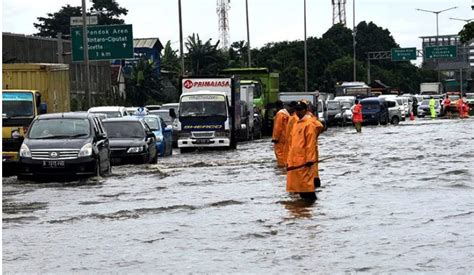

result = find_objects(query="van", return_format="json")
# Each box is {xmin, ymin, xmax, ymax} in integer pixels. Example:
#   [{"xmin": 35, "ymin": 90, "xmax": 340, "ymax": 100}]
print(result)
[{"xmin": 360, "ymin": 97, "xmax": 389, "ymax": 125}]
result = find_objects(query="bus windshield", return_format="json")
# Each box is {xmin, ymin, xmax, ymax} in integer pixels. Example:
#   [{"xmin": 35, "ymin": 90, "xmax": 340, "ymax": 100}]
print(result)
[{"xmin": 2, "ymin": 92, "xmax": 34, "ymax": 118}]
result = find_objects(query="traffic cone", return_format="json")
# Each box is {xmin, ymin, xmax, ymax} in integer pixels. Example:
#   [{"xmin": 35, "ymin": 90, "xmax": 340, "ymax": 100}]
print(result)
[{"xmin": 410, "ymin": 111, "xmax": 415, "ymax": 121}]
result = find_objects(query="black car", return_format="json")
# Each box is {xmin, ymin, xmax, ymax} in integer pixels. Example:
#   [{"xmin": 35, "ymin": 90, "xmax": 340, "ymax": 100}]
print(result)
[
  {"xmin": 360, "ymin": 97, "xmax": 389, "ymax": 125},
  {"xmin": 102, "ymin": 117, "xmax": 158, "ymax": 165},
  {"xmin": 18, "ymin": 112, "xmax": 111, "ymax": 179}
]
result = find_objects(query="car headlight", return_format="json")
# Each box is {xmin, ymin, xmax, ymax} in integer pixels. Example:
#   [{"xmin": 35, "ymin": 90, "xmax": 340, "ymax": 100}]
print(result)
[
  {"xmin": 156, "ymin": 135, "xmax": 163, "ymax": 142},
  {"xmin": 127, "ymin": 146, "xmax": 144, "ymax": 153},
  {"xmin": 78, "ymin": 143, "xmax": 93, "ymax": 157},
  {"xmin": 19, "ymin": 143, "xmax": 31, "ymax": 158},
  {"xmin": 335, "ymin": 113, "xmax": 341, "ymax": 118}
]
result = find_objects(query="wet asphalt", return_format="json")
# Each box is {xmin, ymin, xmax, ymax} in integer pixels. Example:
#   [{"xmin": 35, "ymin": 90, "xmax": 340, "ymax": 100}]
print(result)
[{"xmin": 2, "ymin": 117, "xmax": 474, "ymax": 273}]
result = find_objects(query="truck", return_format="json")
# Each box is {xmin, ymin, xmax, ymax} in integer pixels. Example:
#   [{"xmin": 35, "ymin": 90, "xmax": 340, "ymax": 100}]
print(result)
[
  {"xmin": 2, "ymin": 63, "xmax": 70, "ymax": 173},
  {"xmin": 219, "ymin": 68, "xmax": 279, "ymax": 135},
  {"xmin": 175, "ymin": 77, "xmax": 241, "ymax": 151},
  {"xmin": 335, "ymin": 82, "xmax": 371, "ymax": 98},
  {"xmin": 420, "ymin": 82, "xmax": 443, "ymax": 96}
]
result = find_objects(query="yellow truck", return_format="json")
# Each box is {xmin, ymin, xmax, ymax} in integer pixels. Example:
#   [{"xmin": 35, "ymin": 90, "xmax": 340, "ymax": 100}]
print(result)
[{"xmin": 2, "ymin": 64, "xmax": 70, "ymax": 174}]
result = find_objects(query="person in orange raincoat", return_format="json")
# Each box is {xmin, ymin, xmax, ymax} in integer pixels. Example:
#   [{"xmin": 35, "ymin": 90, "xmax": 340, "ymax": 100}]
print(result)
[
  {"xmin": 272, "ymin": 101, "xmax": 296, "ymax": 167},
  {"xmin": 352, "ymin": 99, "xmax": 363, "ymax": 133},
  {"xmin": 305, "ymin": 102, "xmax": 325, "ymax": 189},
  {"xmin": 457, "ymin": 98, "xmax": 466, "ymax": 118},
  {"xmin": 443, "ymin": 97, "xmax": 451, "ymax": 118},
  {"xmin": 286, "ymin": 101, "xmax": 318, "ymax": 202}
]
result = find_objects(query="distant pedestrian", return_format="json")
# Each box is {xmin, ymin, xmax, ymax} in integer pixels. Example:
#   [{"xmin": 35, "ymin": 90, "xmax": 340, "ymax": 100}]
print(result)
[
  {"xmin": 459, "ymin": 97, "xmax": 469, "ymax": 119},
  {"xmin": 412, "ymin": 97, "xmax": 418, "ymax": 117},
  {"xmin": 444, "ymin": 97, "xmax": 452, "ymax": 118},
  {"xmin": 429, "ymin": 96, "xmax": 437, "ymax": 119},
  {"xmin": 352, "ymin": 99, "xmax": 363, "ymax": 133},
  {"xmin": 272, "ymin": 101, "xmax": 296, "ymax": 167},
  {"xmin": 286, "ymin": 101, "xmax": 318, "ymax": 202}
]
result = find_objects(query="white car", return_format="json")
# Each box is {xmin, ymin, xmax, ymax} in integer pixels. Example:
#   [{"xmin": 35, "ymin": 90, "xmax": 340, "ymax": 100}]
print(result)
[
  {"xmin": 379, "ymin": 95, "xmax": 406, "ymax": 120},
  {"xmin": 88, "ymin": 106, "xmax": 130, "ymax": 118}
]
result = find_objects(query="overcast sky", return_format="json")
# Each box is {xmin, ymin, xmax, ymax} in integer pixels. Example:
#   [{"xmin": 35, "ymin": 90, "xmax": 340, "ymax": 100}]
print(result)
[{"xmin": 2, "ymin": 0, "xmax": 473, "ymax": 51}]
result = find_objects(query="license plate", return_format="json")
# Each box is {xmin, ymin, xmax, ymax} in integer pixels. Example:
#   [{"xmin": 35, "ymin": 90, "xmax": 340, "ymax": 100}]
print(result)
[
  {"xmin": 42, "ymin": 160, "xmax": 65, "ymax": 168},
  {"xmin": 195, "ymin": 139, "xmax": 211, "ymax": 144}
]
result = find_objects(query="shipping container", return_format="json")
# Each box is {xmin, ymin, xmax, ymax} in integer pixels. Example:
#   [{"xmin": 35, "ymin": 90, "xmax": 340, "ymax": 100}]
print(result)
[{"xmin": 2, "ymin": 63, "xmax": 70, "ymax": 113}]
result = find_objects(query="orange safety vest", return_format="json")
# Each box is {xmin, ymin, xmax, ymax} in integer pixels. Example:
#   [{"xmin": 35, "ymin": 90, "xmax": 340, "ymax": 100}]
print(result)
[
  {"xmin": 286, "ymin": 115, "xmax": 318, "ymax": 193},
  {"xmin": 272, "ymin": 109, "xmax": 290, "ymax": 167}
]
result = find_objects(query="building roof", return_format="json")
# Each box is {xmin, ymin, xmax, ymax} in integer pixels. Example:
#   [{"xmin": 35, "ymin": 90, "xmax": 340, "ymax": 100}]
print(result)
[{"xmin": 133, "ymin": 38, "xmax": 163, "ymax": 50}]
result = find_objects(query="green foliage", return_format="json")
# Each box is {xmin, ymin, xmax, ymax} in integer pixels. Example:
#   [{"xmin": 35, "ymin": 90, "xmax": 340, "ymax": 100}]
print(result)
[
  {"xmin": 125, "ymin": 59, "xmax": 162, "ymax": 106},
  {"xmin": 34, "ymin": 0, "xmax": 127, "ymax": 37},
  {"xmin": 185, "ymin": 34, "xmax": 227, "ymax": 76},
  {"xmin": 459, "ymin": 22, "xmax": 474, "ymax": 44},
  {"xmin": 161, "ymin": 41, "xmax": 181, "ymax": 74}
]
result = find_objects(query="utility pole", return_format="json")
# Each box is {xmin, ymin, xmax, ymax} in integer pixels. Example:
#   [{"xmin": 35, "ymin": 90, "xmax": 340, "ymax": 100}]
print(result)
[
  {"xmin": 81, "ymin": 0, "xmax": 91, "ymax": 109},
  {"xmin": 245, "ymin": 0, "xmax": 251, "ymax": 67},
  {"xmin": 352, "ymin": 0, "xmax": 356, "ymax": 82},
  {"xmin": 416, "ymin": 6, "xmax": 457, "ymax": 82},
  {"xmin": 304, "ymin": 0, "xmax": 308, "ymax": 92},
  {"xmin": 178, "ymin": 0, "xmax": 185, "ymax": 76}
]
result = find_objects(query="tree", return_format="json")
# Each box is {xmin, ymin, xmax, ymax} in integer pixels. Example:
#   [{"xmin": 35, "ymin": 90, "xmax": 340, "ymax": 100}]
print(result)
[
  {"xmin": 322, "ymin": 23, "xmax": 353, "ymax": 56},
  {"xmin": 34, "ymin": 5, "xmax": 83, "ymax": 37},
  {"xmin": 459, "ymin": 22, "xmax": 474, "ymax": 44},
  {"xmin": 34, "ymin": 0, "xmax": 128, "ymax": 37},
  {"xmin": 125, "ymin": 59, "xmax": 162, "ymax": 106},
  {"xmin": 185, "ymin": 34, "xmax": 226, "ymax": 76},
  {"xmin": 161, "ymin": 40, "xmax": 181, "ymax": 74}
]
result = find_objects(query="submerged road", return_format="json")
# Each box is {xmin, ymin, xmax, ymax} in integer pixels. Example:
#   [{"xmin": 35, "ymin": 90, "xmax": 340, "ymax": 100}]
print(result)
[{"xmin": 3, "ymin": 118, "xmax": 474, "ymax": 273}]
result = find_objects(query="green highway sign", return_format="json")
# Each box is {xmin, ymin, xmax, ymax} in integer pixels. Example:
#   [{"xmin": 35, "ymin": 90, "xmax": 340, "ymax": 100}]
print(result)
[
  {"xmin": 71, "ymin": 24, "xmax": 133, "ymax": 61},
  {"xmin": 391, "ymin": 47, "xmax": 417, "ymax": 61},
  {"xmin": 424, "ymin": 45, "xmax": 457, "ymax": 59}
]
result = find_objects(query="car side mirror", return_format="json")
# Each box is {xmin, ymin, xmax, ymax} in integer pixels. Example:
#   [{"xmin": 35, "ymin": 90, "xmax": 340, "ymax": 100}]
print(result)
[
  {"xmin": 169, "ymin": 108, "xmax": 177, "ymax": 119},
  {"xmin": 39, "ymin": 103, "xmax": 47, "ymax": 114}
]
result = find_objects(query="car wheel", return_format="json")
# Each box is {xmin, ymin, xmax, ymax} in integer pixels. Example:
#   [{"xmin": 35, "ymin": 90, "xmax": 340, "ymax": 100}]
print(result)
[{"xmin": 391, "ymin": 116, "xmax": 400, "ymax": 125}]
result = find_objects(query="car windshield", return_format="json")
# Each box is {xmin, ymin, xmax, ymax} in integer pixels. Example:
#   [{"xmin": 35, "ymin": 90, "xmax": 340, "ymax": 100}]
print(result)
[
  {"xmin": 103, "ymin": 121, "xmax": 145, "ymax": 139},
  {"xmin": 144, "ymin": 117, "xmax": 160, "ymax": 131},
  {"xmin": 150, "ymin": 111, "xmax": 172, "ymax": 124},
  {"xmin": 29, "ymin": 118, "xmax": 90, "ymax": 139},
  {"xmin": 466, "ymin": 94, "xmax": 474, "ymax": 99},
  {"xmin": 90, "ymin": 111, "xmax": 121, "ymax": 118},
  {"xmin": 180, "ymin": 96, "xmax": 227, "ymax": 117},
  {"xmin": 327, "ymin": 102, "xmax": 340, "ymax": 110},
  {"xmin": 448, "ymin": 95, "xmax": 460, "ymax": 100},
  {"xmin": 362, "ymin": 102, "xmax": 380, "ymax": 110},
  {"xmin": 341, "ymin": 102, "xmax": 352, "ymax": 109},
  {"xmin": 2, "ymin": 92, "xmax": 34, "ymax": 118}
]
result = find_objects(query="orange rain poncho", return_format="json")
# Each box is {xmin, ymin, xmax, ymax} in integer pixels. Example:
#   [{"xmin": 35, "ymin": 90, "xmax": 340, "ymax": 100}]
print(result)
[
  {"xmin": 272, "ymin": 109, "xmax": 290, "ymax": 167},
  {"xmin": 283, "ymin": 113, "xmax": 299, "ymax": 162},
  {"xmin": 286, "ymin": 115, "xmax": 318, "ymax": 193},
  {"xmin": 306, "ymin": 112, "xmax": 324, "ymax": 179}
]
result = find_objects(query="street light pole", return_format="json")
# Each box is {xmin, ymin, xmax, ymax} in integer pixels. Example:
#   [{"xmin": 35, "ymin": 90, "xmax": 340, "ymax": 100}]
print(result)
[
  {"xmin": 81, "ymin": 0, "xmax": 91, "ymax": 110},
  {"xmin": 245, "ymin": 0, "xmax": 251, "ymax": 67},
  {"xmin": 416, "ymin": 6, "xmax": 457, "ymax": 82},
  {"xmin": 304, "ymin": 0, "xmax": 308, "ymax": 92},
  {"xmin": 449, "ymin": 17, "xmax": 474, "ymax": 23},
  {"xmin": 352, "ymin": 0, "xmax": 356, "ymax": 82},
  {"xmin": 178, "ymin": 0, "xmax": 185, "ymax": 76}
]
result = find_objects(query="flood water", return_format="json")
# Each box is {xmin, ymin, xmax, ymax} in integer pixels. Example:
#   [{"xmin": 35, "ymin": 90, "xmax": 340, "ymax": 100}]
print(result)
[{"xmin": 3, "ymin": 118, "xmax": 474, "ymax": 273}]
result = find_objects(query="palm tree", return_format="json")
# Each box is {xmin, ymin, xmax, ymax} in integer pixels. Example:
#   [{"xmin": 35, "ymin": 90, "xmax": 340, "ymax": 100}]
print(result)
[{"xmin": 185, "ymin": 33, "xmax": 225, "ymax": 76}]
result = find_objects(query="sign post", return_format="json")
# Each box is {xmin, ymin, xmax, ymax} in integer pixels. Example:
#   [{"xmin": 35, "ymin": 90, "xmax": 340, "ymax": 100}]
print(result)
[
  {"xmin": 391, "ymin": 47, "xmax": 417, "ymax": 61},
  {"xmin": 71, "ymin": 24, "xmax": 134, "ymax": 61}
]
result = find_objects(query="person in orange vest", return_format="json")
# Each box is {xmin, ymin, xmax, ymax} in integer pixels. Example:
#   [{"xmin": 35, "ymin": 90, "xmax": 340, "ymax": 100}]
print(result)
[
  {"xmin": 286, "ymin": 101, "xmax": 319, "ymax": 202},
  {"xmin": 443, "ymin": 96, "xmax": 451, "ymax": 118},
  {"xmin": 272, "ymin": 101, "xmax": 296, "ymax": 167},
  {"xmin": 352, "ymin": 99, "xmax": 363, "ymax": 133},
  {"xmin": 460, "ymin": 97, "xmax": 470, "ymax": 118},
  {"xmin": 305, "ymin": 102, "xmax": 325, "ymax": 189},
  {"xmin": 457, "ymin": 97, "xmax": 465, "ymax": 118}
]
